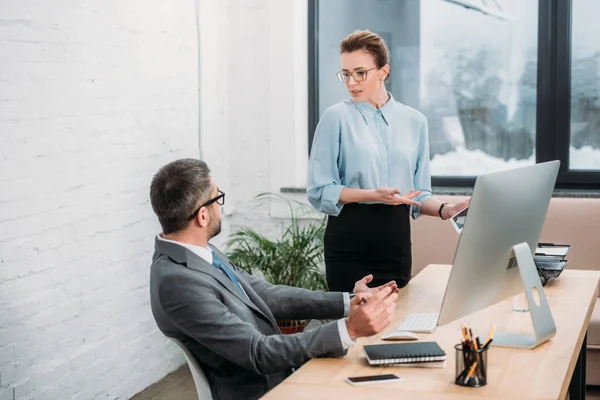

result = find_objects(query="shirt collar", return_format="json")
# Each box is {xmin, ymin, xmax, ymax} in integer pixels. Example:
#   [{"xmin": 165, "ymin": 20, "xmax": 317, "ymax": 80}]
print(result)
[
  {"xmin": 351, "ymin": 92, "xmax": 395, "ymax": 125},
  {"xmin": 156, "ymin": 234, "xmax": 213, "ymax": 264}
]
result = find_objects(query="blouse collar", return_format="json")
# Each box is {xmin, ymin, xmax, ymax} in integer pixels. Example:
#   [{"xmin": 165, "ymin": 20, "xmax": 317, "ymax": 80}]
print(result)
[{"xmin": 352, "ymin": 91, "xmax": 395, "ymax": 125}]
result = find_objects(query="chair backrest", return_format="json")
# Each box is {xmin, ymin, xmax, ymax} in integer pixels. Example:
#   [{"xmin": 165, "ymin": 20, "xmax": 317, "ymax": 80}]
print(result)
[{"xmin": 168, "ymin": 338, "xmax": 213, "ymax": 400}]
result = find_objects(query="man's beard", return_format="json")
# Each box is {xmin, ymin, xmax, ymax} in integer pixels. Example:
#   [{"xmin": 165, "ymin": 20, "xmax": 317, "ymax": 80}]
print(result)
[{"xmin": 207, "ymin": 209, "xmax": 222, "ymax": 240}]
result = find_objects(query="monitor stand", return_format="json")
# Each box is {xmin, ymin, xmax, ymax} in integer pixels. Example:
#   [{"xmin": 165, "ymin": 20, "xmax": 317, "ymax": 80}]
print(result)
[{"xmin": 492, "ymin": 242, "xmax": 557, "ymax": 349}]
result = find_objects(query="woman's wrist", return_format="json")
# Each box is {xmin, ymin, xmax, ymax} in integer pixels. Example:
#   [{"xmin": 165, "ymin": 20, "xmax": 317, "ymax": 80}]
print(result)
[
  {"xmin": 340, "ymin": 188, "xmax": 377, "ymax": 204},
  {"xmin": 364, "ymin": 189, "xmax": 377, "ymax": 202},
  {"xmin": 352, "ymin": 189, "xmax": 377, "ymax": 203},
  {"xmin": 441, "ymin": 204, "xmax": 455, "ymax": 220}
]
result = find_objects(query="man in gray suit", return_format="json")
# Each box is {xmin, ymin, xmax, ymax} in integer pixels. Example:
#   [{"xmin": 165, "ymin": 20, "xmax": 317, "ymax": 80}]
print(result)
[{"xmin": 149, "ymin": 159, "xmax": 399, "ymax": 400}]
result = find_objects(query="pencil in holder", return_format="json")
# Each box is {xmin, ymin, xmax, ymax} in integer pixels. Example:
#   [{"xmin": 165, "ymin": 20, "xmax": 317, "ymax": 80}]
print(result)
[{"xmin": 454, "ymin": 343, "xmax": 488, "ymax": 387}]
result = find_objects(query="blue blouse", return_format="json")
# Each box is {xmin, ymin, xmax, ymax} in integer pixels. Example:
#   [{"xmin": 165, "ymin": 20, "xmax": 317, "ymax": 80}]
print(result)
[{"xmin": 307, "ymin": 93, "xmax": 433, "ymax": 219}]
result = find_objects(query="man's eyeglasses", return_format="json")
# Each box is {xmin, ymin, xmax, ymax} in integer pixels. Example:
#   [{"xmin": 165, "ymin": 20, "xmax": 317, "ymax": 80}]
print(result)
[
  {"xmin": 336, "ymin": 67, "xmax": 377, "ymax": 83},
  {"xmin": 187, "ymin": 189, "xmax": 225, "ymax": 221}
]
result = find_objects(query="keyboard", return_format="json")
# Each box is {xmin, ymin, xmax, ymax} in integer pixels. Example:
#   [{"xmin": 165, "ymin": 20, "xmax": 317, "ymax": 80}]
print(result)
[{"xmin": 397, "ymin": 312, "xmax": 439, "ymax": 333}]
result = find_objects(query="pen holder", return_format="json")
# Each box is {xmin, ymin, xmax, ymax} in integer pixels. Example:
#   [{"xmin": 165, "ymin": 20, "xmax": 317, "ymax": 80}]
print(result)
[{"xmin": 454, "ymin": 343, "xmax": 488, "ymax": 387}]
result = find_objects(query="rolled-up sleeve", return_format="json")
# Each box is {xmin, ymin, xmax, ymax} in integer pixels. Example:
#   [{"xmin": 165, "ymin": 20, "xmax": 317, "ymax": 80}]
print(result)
[
  {"xmin": 411, "ymin": 119, "xmax": 433, "ymax": 219},
  {"xmin": 307, "ymin": 108, "xmax": 345, "ymax": 216}
]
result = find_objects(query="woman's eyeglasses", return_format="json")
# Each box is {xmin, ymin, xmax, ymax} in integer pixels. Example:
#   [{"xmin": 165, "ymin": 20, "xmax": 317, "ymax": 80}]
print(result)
[
  {"xmin": 336, "ymin": 67, "xmax": 377, "ymax": 83},
  {"xmin": 187, "ymin": 189, "xmax": 225, "ymax": 221}
]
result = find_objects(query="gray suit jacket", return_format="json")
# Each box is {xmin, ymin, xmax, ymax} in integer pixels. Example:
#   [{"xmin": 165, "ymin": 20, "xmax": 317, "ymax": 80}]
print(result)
[{"xmin": 149, "ymin": 238, "xmax": 347, "ymax": 400}]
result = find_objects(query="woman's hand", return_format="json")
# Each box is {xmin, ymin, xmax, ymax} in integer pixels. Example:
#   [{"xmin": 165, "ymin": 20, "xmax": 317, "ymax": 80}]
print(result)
[
  {"xmin": 442, "ymin": 198, "xmax": 471, "ymax": 220},
  {"xmin": 374, "ymin": 187, "xmax": 422, "ymax": 206}
]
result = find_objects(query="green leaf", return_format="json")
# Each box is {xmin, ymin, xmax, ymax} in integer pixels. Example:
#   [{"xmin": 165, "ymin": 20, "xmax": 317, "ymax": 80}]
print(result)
[{"xmin": 225, "ymin": 193, "xmax": 327, "ymax": 291}]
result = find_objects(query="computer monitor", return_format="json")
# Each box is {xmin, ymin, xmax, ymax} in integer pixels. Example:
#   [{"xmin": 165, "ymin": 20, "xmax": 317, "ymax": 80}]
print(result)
[{"xmin": 437, "ymin": 160, "xmax": 560, "ymax": 347}]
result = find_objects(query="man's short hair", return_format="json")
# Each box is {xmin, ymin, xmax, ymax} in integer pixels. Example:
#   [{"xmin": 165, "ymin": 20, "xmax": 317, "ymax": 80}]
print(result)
[{"xmin": 150, "ymin": 158, "xmax": 212, "ymax": 234}]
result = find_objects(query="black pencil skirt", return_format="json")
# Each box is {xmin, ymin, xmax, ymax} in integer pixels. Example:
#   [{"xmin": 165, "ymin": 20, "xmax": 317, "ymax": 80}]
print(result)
[{"xmin": 324, "ymin": 203, "xmax": 412, "ymax": 292}]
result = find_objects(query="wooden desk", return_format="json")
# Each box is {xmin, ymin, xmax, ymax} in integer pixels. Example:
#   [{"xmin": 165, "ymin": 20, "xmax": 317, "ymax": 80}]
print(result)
[{"xmin": 262, "ymin": 265, "xmax": 600, "ymax": 400}]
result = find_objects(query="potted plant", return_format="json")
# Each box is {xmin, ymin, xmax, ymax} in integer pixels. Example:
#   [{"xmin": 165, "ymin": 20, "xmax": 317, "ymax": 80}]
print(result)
[{"xmin": 226, "ymin": 193, "xmax": 327, "ymax": 334}]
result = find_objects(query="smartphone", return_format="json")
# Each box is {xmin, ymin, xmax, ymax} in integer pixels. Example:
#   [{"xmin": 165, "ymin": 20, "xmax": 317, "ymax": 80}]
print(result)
[
  {"xmin": 345, "ymin": 374, "xmax": 401, "ymax": 386},
  {"xmin": 450, "ymin": 205, "xmax": 469, "ymax": 234}
]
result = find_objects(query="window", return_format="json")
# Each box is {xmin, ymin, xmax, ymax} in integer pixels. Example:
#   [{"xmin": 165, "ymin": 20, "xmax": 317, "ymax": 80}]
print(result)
[
  {"xmin": 570, "ymin": 0, "xmax": 600, "ymax": 171},
  {"xmin": 309, "ymin": 0, "xmax": 600, "ymax": 188}
]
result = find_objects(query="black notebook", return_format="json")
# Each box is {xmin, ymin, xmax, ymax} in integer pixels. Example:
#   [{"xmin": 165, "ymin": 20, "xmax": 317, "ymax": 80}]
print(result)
[{"xmin": 363, "ymin": 341, "xmax": 446, "ymax": 366}]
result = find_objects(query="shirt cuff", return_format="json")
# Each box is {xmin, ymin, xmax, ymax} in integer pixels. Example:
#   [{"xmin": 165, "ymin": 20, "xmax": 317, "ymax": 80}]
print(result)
[
  {"xmin": 337, "ymin": 318, "xmax": 357, "ymax": 350},
  {"xmin": 410, "ymin": 191, "xmax": 433, "ymax": 220},
  {"xmin": 343, "ymin": 292, "xmax": 350, "ymax": 317},
  {"xmin": 321, "ymin": 184, "xmax": 345, "ymax": 216}
]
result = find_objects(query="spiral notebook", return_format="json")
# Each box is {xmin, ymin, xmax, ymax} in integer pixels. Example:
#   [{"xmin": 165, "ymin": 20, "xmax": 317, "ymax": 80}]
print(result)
[{"xmin": 364, "ymin": 341, "xmax": 446, "ymax": 366}]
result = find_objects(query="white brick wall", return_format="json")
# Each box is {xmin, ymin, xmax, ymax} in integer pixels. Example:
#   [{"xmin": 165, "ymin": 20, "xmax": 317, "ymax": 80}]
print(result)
[
  {"xmin": 0, "ymin": 0, "xmax": 198, "ymax": 399},
  {"xmin": 198, "ymin": 0, "xmax": 310, "ymax": 246},
  {"xmin": 1, "ymin": 0, "xmax": 311, "ymax": 398}
]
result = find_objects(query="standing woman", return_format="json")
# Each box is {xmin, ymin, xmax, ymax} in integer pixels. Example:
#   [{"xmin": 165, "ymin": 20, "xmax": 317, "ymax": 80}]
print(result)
[{"xmin": 308, "ymin": 30, "xmax": 469, "ymax": 292}]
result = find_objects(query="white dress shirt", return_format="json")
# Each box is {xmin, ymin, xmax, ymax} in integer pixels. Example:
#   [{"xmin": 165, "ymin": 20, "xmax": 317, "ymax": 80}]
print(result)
[{"xmin": 156, "ymin": 235, "xmax": 355, "ymax": 350}]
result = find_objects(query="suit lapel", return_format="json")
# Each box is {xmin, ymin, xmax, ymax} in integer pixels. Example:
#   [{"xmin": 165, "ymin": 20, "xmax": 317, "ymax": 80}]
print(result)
[
  {"xmin": 186, "ymin": 253, "xmax": 268, "ymax": 316},
  {"xmin": 154, "ymin": 238, "xmax": 274, "ymax": 324},
  {"xmin": 210, "ymin": 245, "xmax": 280, "ymax": 331},
  {"xmin": 237, "ymin": 278, "xmax": 280, "ymax": 332}
]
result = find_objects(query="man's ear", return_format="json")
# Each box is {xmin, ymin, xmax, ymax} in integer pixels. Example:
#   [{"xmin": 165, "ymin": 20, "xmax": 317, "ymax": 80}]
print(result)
[{"xmin": 197, "ymin": 207, "xmax": 209, "ymax": 228}]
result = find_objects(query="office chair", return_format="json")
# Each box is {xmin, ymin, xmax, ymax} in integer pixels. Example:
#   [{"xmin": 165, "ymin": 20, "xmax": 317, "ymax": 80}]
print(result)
[{"xmin": 168, "ymin": 338, "xmax": 213, "ymax": 400}]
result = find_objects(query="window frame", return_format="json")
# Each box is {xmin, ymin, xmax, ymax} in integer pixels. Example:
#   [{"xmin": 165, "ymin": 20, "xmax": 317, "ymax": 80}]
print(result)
[{"xmin": 307, "ymin": 0, "xmax": 600, "ymax": 190}]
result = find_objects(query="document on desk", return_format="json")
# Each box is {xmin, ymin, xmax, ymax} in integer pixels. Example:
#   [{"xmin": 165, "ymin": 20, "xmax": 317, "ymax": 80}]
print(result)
[
  {"xmin": 387, "ymin": 360, "xmax": 447, "ymax": 368},
  {"xmin": 535, "ymin": 246, "xmax": 570, "ymax": 257}
]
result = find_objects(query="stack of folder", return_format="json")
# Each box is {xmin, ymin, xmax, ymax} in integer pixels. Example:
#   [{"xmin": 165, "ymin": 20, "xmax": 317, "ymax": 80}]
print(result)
[{"xmin": 535, "ymin": 242, "xmax": 571, "ymax": 285}]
